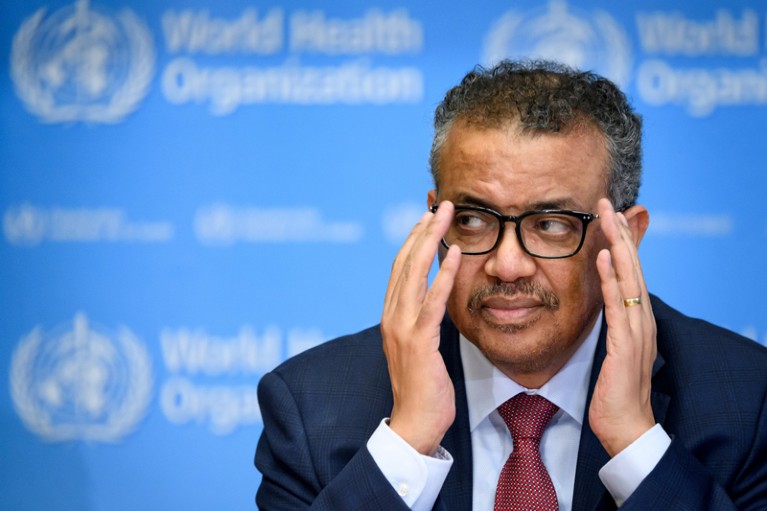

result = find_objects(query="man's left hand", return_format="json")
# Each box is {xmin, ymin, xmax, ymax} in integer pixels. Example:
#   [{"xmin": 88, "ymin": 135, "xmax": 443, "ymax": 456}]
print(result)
[{"xmin": 589, "ymin": 197, "xmax": 657, "ymax": 458}]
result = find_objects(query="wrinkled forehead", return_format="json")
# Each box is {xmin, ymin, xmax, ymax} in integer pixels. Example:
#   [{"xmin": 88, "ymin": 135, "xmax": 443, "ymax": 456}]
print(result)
[
  {"xmin": 433, "ymin": 119, "xmax": 612, "ymax": 216},
  {"xmin": 436, "ymin": 117, "xmax": 611, "ymax": 189}
]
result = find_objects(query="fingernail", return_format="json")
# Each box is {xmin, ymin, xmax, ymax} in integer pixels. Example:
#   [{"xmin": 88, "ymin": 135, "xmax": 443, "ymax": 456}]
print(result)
[{"xmin": 436, "ymin": 200, "xmax": 452, "ymax": 216}]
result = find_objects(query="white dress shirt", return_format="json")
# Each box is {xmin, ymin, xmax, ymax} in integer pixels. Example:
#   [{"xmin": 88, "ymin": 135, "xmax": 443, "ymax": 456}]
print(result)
[
  {"xmin": 367, "ymin": 313, "xmax": 671, "ymax": 510},
  {"xmin": 461, "ymin": 315, "xmax": 599, "ymax": 511}
]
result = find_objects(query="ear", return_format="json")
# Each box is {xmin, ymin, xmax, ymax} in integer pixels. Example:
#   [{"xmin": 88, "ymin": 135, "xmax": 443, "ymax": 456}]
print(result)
[
  {"xmin": 622, "ymin": 205, "xmax": 650, "ymax": 247},
  {"xmin": 427, "ymin": 189, "xmax": 437, "ymax": 208}
]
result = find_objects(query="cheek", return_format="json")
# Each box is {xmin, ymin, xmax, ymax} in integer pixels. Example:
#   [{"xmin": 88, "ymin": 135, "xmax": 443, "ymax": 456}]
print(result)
[
  {"xmin": 544, "ymin": 256, "xmax": 602, "ymax": 305},
  {"xmin": 558, "ymin": 256, "xmax": 603, "ymax": 307},
  {"xmin": 446, "ymin": 258, "xmax": 484, "ymax": 311},
  {"xmin": 447, "ymin": 265, "xmax": 472, "ymax": 307}
]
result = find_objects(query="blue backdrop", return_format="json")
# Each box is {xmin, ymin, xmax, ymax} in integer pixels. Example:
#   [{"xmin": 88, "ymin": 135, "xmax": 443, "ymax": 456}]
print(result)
[{"xmin": 2, "ymin": 1, "xmax": 766, "ymax": 510}]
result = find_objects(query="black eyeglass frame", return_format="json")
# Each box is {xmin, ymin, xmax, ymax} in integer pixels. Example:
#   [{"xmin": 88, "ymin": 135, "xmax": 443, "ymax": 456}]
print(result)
[{"xmin": 430, "ymin": 203, "xmax": 600, "ymax": 259}]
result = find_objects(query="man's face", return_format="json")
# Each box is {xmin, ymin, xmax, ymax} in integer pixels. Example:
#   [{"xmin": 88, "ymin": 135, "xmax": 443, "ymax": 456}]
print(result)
[{"xmin": 430, "ymin": 120, "xmax": 610, "ymax": 388}]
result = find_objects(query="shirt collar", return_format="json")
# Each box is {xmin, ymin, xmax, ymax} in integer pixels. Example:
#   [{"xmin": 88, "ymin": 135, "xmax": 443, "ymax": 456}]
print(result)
[{"xmin": 460, "ymin": 311, "xmax": 601, "ymax": 432}]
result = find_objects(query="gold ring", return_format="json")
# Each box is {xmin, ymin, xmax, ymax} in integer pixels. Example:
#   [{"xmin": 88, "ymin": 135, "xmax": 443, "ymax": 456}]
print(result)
[{"xmin": 623, "ymin": 297, "xmax": 642, "ymax": 307}]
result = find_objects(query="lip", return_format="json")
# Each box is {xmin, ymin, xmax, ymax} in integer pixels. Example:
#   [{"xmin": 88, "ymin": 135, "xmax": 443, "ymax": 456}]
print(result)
[{"xmin": 480, "ymin": 296, "xmax": 544, "ymax": 323}]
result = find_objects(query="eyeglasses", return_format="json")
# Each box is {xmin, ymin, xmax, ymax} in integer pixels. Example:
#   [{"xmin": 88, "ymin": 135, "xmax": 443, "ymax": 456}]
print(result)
[{"xmin": 430, "ymin": 204, "xmax": 599, "ymax": 259}]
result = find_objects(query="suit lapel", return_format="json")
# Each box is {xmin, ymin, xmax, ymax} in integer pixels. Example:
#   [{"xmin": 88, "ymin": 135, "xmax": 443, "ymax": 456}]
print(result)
[
  {"xmin": 572, "ymin": 317, "xmax": 613, "ymax": 511},
  {"xmin": 434, "ymin": 318, "xmax": 473, "ymax": 511},
  {"xmin": 572, "ymin": 308, "xmax": 670, "ymax": 511}
]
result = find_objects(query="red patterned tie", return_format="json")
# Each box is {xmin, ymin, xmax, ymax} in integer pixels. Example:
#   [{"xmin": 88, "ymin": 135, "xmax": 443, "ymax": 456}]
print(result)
[{"xmin": 494, "ymin": 393, "xmax": 559, "ymax": 511}]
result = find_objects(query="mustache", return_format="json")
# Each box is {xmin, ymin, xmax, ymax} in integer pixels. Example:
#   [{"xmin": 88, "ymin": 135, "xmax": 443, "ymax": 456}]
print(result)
[{"xmin": 467, "ymin": 280, "xmax": 560, "ymax": 312}]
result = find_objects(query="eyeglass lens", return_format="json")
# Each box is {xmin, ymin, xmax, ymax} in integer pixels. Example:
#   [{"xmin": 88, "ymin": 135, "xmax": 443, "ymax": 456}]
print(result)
[{"xmin": 445, "ymin": 208, "xmax": 587, "ymax": 257}]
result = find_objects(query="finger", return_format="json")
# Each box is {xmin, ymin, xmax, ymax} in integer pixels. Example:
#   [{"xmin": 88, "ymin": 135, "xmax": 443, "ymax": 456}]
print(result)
[
  {"xmin": 415, "ymin": 244, "xmax": 461, "ymax": 331},
  {"xmin": 598, "ymin": 246, "xmax": 657, "ymax": 385},
  {"xmin": 598, "ymin": 199, "xmax": 645, "ymax": 307},
  {"xmin": 385, "ymin": 210, "xmax": 433, "ymax": 308},
  {"xmin": 597, "ymin": 207, "xmax": 656, "ymax": 368},
  {"xmin": 597, "ymin": 247, "xmax": 651, "ymax": 372},
  {"xmin": 597, "ymin": 248, "xmax": 631, "ymax": 338},
  {"xmin": 388, "ymin": 201, "xmax": 455, "ymax": 311},
  {"xmin": 385, "ymin": 205, "xmax": 446, "ymax": 309},
  {"xmin": 597, "ymin": 203, "xmax": 642, "ymax": 338}
]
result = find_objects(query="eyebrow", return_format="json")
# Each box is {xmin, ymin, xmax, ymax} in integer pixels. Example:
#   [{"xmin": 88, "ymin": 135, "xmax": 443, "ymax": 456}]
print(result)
[
  {"xmin": 452, "ymin": 194, "xmax": 496, "ymax": 209},
  {"xmin": 450, "ymin": 193, "xmax": 583, "ymax": 212}
]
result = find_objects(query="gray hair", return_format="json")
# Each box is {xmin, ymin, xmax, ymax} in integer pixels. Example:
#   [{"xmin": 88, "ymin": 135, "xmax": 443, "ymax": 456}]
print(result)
[{"xmin": 429, "ymin": 60, "xmax": 642, "ymax": 210}]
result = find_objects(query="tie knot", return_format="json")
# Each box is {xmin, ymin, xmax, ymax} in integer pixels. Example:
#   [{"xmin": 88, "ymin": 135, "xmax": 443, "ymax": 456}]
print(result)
[{"xmin": 498, "ymin": 394, "xmax": 558, "ymax": 444}]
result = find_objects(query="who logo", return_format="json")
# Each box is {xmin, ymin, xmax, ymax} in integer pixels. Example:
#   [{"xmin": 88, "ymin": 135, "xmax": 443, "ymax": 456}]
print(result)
[
  {"xmin": 10, "ymin": 0, "xmax": 155, "ymax": 124},
  {"xmin": 10, "ymin": 313, "xmax": 153, "ymax": 442},
  {"xmin": 483, "ymin": 0, "xmax": 633, "ymax": 89}
]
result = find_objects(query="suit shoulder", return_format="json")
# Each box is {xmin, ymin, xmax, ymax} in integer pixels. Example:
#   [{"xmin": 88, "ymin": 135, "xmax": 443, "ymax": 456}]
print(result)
[
  {"xmin": 652, "ymin": 295, "xmax": 767, "ymax": 369},
  {"xmin": 267, "ymin": 324, "xmax": 386, "ymax": 383}
]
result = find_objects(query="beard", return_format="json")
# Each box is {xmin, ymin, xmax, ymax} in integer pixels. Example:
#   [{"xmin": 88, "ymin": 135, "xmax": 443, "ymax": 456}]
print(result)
[{"xmin": 466, "ymin": 279, "xmax": 560, "ymax": 333}]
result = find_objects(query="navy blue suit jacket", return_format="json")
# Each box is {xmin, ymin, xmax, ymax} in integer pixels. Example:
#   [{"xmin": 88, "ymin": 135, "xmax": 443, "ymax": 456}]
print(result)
[{"xmin": 255, "ymin": 296, "xmax": 767, "ymax": 510}]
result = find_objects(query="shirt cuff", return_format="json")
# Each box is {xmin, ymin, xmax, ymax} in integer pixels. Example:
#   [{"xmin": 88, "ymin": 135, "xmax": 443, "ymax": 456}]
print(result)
[
  {"xmin": 367, "ymin": 418, "xmax": 453, "ymax": 511},
  {"xmin": 598, "ymin": 424, "xmax": 672, "ymax": 507}
]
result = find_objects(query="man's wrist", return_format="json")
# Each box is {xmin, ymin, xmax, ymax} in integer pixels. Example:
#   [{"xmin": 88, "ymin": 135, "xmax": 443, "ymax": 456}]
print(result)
[
  {"xmin": 367, "ymin": 418, "xmax": 453, "ymax": 510},
  {"xmin": 388, "ymin": 416, "xmax": 445, "ymax": 456},
  {"xmin": 598, "ymin": 423, "xmax": 672, "ymax": 506}
]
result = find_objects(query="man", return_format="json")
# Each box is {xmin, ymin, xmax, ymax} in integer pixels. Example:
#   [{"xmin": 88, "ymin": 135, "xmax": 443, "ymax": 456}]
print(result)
[{"xmin": 254, "ymin": 60, "xmax": 767, "ymax": 510}]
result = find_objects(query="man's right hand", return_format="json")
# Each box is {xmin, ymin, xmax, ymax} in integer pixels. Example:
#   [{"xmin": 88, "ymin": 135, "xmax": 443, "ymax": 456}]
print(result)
[{"xmin": 381, "ymin": 201, "xmax": 462, "ymax": 456}]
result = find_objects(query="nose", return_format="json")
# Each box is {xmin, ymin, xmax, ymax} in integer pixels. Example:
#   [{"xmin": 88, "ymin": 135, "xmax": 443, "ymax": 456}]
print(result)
[{"xmin": 484, "ymin": 226, "xmax": 537, "ymax": 282}]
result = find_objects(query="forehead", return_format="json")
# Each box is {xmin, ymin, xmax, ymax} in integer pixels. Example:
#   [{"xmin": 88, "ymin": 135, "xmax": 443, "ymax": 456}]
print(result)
[{"xmin": 437, "ymin": 121, "xmax": 609, "ymax": 211}]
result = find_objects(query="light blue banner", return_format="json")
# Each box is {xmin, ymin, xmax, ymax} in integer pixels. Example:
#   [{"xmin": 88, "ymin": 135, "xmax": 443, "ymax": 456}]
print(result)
[{"xmin": 2, "ymin": 1, "xmax": 766, "ymax": 509}]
